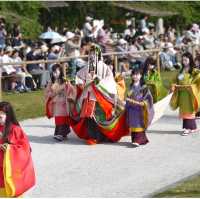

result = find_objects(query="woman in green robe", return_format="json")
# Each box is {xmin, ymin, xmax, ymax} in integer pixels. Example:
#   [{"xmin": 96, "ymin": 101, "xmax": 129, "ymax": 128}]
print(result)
[
  {"xmin": 142, "ymin": 57, "xmax": 167, "ymax": 102},
  {"xmin": 170, "ymin": 52, "xmax": 200, "ymax": 136}
]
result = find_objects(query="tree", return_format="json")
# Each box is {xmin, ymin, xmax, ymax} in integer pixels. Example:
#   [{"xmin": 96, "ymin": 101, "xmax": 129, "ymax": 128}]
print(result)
[{"xmin": 0, "ymin": 1, "xmax": 43, "ymax": 39}]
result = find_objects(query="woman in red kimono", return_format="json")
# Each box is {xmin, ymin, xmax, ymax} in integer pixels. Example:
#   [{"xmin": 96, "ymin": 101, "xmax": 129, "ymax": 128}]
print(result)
[
  {"xmin": 0, "ymin": 101, "xmax": 35, "ymax": 197},
  {"xmin": 45, "ymin": 64, "xmax": 76, "ymax": 141}
]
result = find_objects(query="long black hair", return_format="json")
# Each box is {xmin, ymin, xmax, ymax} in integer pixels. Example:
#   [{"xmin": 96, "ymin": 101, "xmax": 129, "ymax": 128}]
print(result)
[
  {"xmin": 130, "ymin": 68, "xmax": 144, "ymax": 87},
  {"xmin": 180, "ymin": 52, "xmax": 194, "ymax": 74},
  {"xmin": 0, "ymin": 101, "xmax": 19, "ymax": 142},
  {"xmin": 142, "ymin": 57, "xmax": 156, "ymax": 76},
  {"xmin": 50, "ymin": 64, "xmax": 65, "ymax": 84}
]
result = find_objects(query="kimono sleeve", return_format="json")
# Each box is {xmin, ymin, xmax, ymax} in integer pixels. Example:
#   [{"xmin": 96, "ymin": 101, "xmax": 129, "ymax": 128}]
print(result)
[{"xmin": 3, "ymin": 125, "xmax": 35, "ymax": 197}]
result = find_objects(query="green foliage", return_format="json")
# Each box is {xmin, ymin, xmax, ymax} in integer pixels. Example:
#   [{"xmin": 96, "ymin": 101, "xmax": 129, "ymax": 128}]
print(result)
[
  {"xmin": 129, "ymin": 2, "xmax": 200, "ymax": 31},
  {"xmin": 2, "ymin": 90, "xmax": 44, "ymax": 121},
  {"xmin": 20, "ymin": 19, "xmax": 42, "ymax": 39},
  {"xmin": 0, "ymin": 1, "xmax": 43, "ymax": 39},
  {"xmin": 1, "ymin": 2, "xmax": 200, "ymax": 39}
]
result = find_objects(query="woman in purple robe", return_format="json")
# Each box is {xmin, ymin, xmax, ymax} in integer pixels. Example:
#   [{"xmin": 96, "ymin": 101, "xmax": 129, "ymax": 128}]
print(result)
[{"xmin": 125, "ymin": 68, "xmax": 154, "ymax": 147}]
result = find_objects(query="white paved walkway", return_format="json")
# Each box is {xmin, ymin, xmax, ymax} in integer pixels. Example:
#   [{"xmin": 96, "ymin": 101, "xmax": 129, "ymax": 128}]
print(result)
[{"xmin": 20, "ymin": 106, "xmax": 200, "ymax": 197}]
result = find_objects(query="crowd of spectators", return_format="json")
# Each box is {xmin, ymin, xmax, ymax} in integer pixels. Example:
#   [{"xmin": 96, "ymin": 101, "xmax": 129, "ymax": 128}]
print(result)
[{"xmin": 1, "ymin": 15, "xmax": 200, "ymax": 93}]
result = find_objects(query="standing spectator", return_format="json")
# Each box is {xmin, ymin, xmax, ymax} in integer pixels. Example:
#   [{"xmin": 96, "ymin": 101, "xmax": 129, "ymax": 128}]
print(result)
[
  {"xmin": 26, "ymin": 45, "xmax": 44, "ymax": 89},
  {"xmin": 83, "ymin": 16, "xmax": 97, "ymax": 41},
  {"xmin": 12, "ymin": 23, "xmax": 21, "ymax": 38},
  {"xmin": 156, "ymin": 18, "xmax": 164, "ymax": 36},
  {"xmin": 97, "ymin": 25, "xmax": 114, "ymax": 54},
  {"xmin": 97, "ymin": 25, "xmax": 109, "ymax": 50},
  {"xmin": 139, "ymin": 15, "xmax": 148, "ymax": 32},
  {"xmin": 47, "ymin": 45, "xmax": 60, "ymax": 72},
  {"xmin": 65, "ymin": 32, "xmax": 81, "ymax": 79},
  {"xmin": 186, "ymin": 24, "xmax": 200, "ymax": 45},
  {"xmin": 0, "ymin": 24, "xmax": 7, "ymax": 49}
]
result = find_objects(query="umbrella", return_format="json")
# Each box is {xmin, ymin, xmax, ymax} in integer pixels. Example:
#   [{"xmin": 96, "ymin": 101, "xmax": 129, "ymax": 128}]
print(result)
[
  {"xmin": 50, "ymin": 36, "xmax": 67, "ymax": 44},
  {"xmin": 39, "ymin": 31, "xmax": 63, "ymax": 40}
]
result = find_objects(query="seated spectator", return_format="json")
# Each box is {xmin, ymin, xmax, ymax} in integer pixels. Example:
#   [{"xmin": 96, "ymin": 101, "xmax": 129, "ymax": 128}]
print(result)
[
  {"xmin": 128, "ymin": 38, "xmax": 145, "ymax": 69},
  {"xmin": 116, "ymin": 39, "xmax": 129, "ymax": 72},
  {"xmin": 116, "ymin": 38, "xmax": 128, "ymax": 58},
  {"xmin": 26, "ymin": 45, "xmax": 45, "ymax": 89},
  {"xmin": 124, "ymin": 25, "xmax": 136, "ymax": 39},
  {"xmin": 11, "ymin": 49, "xmax": 31, "ymax": 92},
  {"xmin": 12, "ymin": 33, "xmax": 24, "ymax": 48},
  {"xmin": 143, "ymin": 27, "xmax": 156, "ymax": 49},
  {"xmin": 1, "ymin": 46, "xmax": 18, "ymax": 92},
  {"xmin": 160, "ymin": 43, "xmax": 176, "ymax": 70}
]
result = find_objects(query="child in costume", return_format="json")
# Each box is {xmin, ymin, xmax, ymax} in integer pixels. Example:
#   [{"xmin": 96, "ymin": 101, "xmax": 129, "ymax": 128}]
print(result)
[
  {"xmin": 125, "ymin": 68, "xmax": 154, "ymax": 147},
  {"xmin": 170, "ymin": 52, "xmax": 200, "ymax": 136},
  {"xmin": 143, "ymin": 57, "xmax": 167, "ymax": 102},
  {"xmin": 0, "ymin": 101, "xmax": 35, "ymax": 197},
  {"xmin": 45, "ymin": 64, "xmax": 76, "ymax": 141}
]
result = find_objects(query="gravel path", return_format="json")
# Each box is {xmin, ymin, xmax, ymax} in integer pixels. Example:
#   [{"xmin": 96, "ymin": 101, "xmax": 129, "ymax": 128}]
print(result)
[{"xmin": 20, "ymin": 106, "xmax": 200, "ymax": 197}]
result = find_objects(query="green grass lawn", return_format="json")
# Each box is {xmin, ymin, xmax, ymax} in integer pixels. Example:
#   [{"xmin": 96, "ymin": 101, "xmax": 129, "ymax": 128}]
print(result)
[
  {"xmin": 2, "ymin": 90, "xmax": 44, "ymax": 121},
  {"xmin": 154, "ymin": 175, "xmax": 200, "ymax": 198}
]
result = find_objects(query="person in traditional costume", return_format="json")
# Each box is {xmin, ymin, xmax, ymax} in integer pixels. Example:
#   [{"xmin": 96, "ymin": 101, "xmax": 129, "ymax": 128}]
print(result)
[
  {"xmin": 75, "ymin": 44, "xmax": 123, "ymax": 144},
  {"xmin": 143, "ymin": 56, "xmax": 167, "ymax": 102},
  {"xmin": 125, "ymin": 68, "xmax": 154, "ymax": 147},
  {"xmin": 45, "ymin": 64, "xmax": 76, "ymax": 141},
  {"xmin": 0, "ymin": 101, "xmax": 35, "ymax": 197},
  {"xmin": 170, "ymin": 52, "xmax": 200, "ymax": 136},
  {"xmin": 194, "ymin": 56, "xmax": 200, "ymax": 118},
  {"xmin": 115, "ymin": 73, "xmax": 126, "ymax": 101}
]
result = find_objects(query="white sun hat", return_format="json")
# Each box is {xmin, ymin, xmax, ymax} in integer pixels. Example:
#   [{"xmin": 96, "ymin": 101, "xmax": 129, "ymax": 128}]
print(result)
[
  {"xmin": 65, "ymin": 31, "xmax": 75, "ymax": 40},
  {"xmin": 118, "ymin": 38, "xmax": 127, "ymax": 45},
  {"xmin": 86, "ymin": 16, "xmax": 93, "ymax": 21}
]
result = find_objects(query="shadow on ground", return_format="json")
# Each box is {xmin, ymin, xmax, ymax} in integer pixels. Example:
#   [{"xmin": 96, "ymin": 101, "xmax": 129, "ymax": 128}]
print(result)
[
  {"xmin": 148, "ymin": 130, "xmax": 182, "ymax": 135},
  {"xmin": 28, "ymin": 135, "xmax": 87, "ymax": 145}
]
